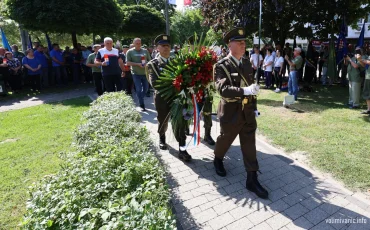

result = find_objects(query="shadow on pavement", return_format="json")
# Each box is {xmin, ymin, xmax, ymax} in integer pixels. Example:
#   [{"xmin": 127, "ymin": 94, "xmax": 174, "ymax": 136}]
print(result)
[{"xmin": 140, "ymin": 93, "xmax": 369, "ymax": 230}]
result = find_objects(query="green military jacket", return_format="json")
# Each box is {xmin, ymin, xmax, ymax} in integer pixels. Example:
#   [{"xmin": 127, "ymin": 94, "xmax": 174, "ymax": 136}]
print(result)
[{"xmin": 214, "ymin": 55, "xmax": 257, "ymax": 124}]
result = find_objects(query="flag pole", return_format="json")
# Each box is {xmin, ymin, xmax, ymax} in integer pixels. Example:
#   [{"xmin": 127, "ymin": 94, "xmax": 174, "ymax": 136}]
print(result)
[
  {"xmin": 165, "ymin": 0, "xmax": 170, "ymax": 35},
  {"xmin": 257, "ymin": 0, "xmax": 262, "ymax": 82}
]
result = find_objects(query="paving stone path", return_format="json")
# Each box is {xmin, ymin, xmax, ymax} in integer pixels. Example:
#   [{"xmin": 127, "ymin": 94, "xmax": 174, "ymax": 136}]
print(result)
[
  {"xmin": 0, "ymin": 87, "xmax": 95, "ymax": 112},
  {"xmin": 139, "ymin": 96, "xmax": 370, "ymax": 230}
]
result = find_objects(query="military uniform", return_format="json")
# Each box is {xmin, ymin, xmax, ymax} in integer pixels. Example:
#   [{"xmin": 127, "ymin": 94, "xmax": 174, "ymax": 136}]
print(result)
[
  {"xmin": 214, "ymin": 55, "xmax": 258, "ymax": 171},
  {"xmin": 146, "ymin": 34, "xmax": 191, "ymax": 161},
  {"xmin": 213, "ymin": 28, "xmax": 268, "ymax": 199}
]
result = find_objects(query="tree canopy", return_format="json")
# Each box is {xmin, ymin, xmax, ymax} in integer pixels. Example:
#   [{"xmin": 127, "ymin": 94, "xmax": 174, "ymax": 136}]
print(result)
[
  {"xmin": 118, "ymin": 0, "xmax": 176, "ymax": 17},
  {"xmin": 170, "ymin": 9, "xmax": 209, "ymax": 45},
  {"xmin": 6, "ymin": 0, "xmax": 122, "ymax": 35},
  {"xmin": 6, "ymin": 0, "xmax": 122, "ymax": 47},
  {"xmin": 120, "ymin": 5, "xmax": 165, "ymax": 38},
  {"xmin": 200, "ymin": 0, "xmax": 370, "ymax": 46},
  {"xmin": 5, "ymin": 0, "xmax": 166, "ymax": 47}
]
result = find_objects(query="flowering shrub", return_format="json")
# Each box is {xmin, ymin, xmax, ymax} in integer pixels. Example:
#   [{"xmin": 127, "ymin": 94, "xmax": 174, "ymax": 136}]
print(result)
[{"xmin": 22, "ymin": 92, "xmax": 176, "ymax": 230}]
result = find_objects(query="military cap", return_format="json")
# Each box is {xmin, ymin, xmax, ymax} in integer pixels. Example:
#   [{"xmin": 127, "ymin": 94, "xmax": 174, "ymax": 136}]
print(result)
[
  {"xmin": 154, "ymin": 34, "xmax": 171, "ymax": 45},
  {"xmin": 223, "ymin": 27, "xmax": 246, "ymax": 44},
  {"xmin": 122, "ymin": 45, "xmax": 129, "ymax": 48}
]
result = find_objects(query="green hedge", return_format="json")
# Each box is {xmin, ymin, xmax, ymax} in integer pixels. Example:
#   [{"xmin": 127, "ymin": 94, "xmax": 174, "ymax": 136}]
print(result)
[{"xmin": 22, "ymin": 93, "xmax": 176, "ymax": 230}]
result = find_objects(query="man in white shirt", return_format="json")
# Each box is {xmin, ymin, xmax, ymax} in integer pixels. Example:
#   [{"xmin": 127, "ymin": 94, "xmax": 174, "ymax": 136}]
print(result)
[{"xmin": 250, "ymin": 47, "xmax": 263, "ymax": 84}]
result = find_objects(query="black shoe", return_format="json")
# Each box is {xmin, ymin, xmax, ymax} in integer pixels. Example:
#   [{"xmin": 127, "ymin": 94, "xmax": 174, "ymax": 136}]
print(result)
[
  {"xmin": 246, "ymin": 171, "xmax": 269, "ymax": 199},
  {"xmin": 349, "ymin": 105, "xmax": 360, "ymax": 109},
  {"xmin": 179, "ymin": 149, "xmax": 192, "ymax": 161},
  {"xmin": 159, "ymin": 135, "xmax": 168, "ymax": 150},
  {"xmin": 140, "ymin": 104, "xmax": 146, "ymax": 111},
  {"xmin": 213, "ymin": 157, "xmax": 226, "ymax": 177},
  {"xmin": 360, "ymin": 110, "xmax": 370, "ymax": 115},
  {"xmin": 204, "ymin": 134, "xmax": 215, "ymax": 145}
]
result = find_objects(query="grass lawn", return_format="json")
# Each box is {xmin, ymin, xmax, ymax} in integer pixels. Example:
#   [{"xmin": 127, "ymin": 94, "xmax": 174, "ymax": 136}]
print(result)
[
  {"xmin": 214, "ymin": 85, "xmax": 370, "ymax": 192},
  {"xmin": 0, "ymin": 96, "xmax": 91, "ymax": 230}
]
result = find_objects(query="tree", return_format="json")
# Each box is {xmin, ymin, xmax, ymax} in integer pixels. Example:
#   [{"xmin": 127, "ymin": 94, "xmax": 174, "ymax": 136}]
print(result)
[
  {"xmin": 200, "ymin": 0, "xmax": 370, "ymax": 46},
  {"xmin": 170, "ymin": 9, "xmax": 209, "ymax": 45},
  {"xmin": 5, "ymin": 0, "xmax": 122, "ymax": 47},
  {"xmin": 117, "ymin": 0, "xmax": 176, "ymax": 17},
  {"xmin": 200, "ymin": 0, "xmax": 314, "ymax": 47},
  {"xmin": 305, "ymin": 1, "xmax": 370, "ymax": 39},
  {"xmin": 120, "ymin": 5, "xmax": 165, "ymax": 38}
]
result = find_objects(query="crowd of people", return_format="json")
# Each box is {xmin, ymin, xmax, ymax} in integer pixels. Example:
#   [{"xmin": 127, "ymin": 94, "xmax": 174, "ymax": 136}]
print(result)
[
  {"xmin": 243, "ymin": 41, "xmax": 370, "ymax": 114},
  {"xmin": 1, "ymin": 36, "xmax": 369, "ymax": 115},
  {"xmin": 0, "ymin": 40, "xmax": 156, "ymax": 98}
]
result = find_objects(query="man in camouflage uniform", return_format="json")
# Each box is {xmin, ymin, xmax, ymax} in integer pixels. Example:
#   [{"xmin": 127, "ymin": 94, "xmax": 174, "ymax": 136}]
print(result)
[
  {"xmin": 146, "ymin": 34, "xmax": 192, "ymax": 161},
  {"xmin": 213, "ymin": 28, "xmax": 268, "ymax": 199}
]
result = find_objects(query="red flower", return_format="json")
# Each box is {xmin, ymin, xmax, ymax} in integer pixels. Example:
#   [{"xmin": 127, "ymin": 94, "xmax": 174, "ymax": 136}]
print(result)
[{"xmin": 173, "ymin": 74, "xmax": 183, "ymax": 91}]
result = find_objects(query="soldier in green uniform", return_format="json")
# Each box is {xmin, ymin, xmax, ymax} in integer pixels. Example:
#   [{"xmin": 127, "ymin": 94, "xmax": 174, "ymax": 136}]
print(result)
[
  {"xmin": 146, "ymin": 34, "xmax": 192, "ymax": 161},
  {"xmin": 213, "ymin": 28, "xmax": 268, "ymax": 199},
  {"xmin": 187, "ymin": 36, "xmax": 216, "ymax": 145}
]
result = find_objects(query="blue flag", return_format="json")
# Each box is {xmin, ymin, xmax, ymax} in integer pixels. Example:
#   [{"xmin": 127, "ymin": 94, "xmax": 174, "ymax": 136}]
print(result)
[
  {"xmin": 356, "ymin": 21, "xmax": 365, "ymax": 48},
  {"xmin": 28, "ymin": 34, "xmax": 32, "ymax": 49},
  {"xmin": 1, "ymin": 28, "xmax": 13, "ymax": 52},
  {"xmin": 336, "ymin": 18, "xmax": 348, "ymax": 64},
  {"xmin": 45, "ymin": 33, "xmax": 53, "ymax": 51}
]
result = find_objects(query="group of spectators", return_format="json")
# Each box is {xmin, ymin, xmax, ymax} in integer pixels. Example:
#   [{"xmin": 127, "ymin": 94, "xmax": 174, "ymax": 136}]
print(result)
[
  {"xmin": 0, "ymin": 39, "xmax": 161, "ymax": 98},
  {"xmin": 248, "ymin": 43, "xmax": 303, "ymax": 94},
  {"xmin": 245, "ymin": 41, "xmax": 370, "ymax": 114},
  {"xmin": 0, "ymin": 43, "xmax": 95, "ymax": 95}
]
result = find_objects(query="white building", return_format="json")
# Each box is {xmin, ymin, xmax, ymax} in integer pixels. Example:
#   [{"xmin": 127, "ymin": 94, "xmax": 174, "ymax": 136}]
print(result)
[{"xmin": 347, "ymin": 18, "xmax": 370, "ymax": 41}]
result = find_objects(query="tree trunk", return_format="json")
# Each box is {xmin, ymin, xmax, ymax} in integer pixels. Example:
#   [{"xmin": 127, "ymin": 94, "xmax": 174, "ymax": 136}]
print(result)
[
  {"xmin": 71, "ymin": 31, "xmax": 78, "ymax": 48},
  {"xmin": 19, "ymin": 28, "xmax": 29, "ymax": 52},
  {"xmin": 274, "ymin": 33, "xmax": 286, "ymax": 49}
]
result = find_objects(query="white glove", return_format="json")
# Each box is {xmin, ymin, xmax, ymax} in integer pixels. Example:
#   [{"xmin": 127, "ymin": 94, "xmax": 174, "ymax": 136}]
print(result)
[
  {"xmin": 254, "ymin": 110, "xmax": 260, "ymax": 117},
  {"xmin": 242, "ymin": 84, "xmax": 260, "ymax": 95}
]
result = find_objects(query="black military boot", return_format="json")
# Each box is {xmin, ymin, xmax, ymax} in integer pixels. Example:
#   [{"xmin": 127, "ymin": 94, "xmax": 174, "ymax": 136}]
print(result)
[
  {"xmin": 204, "ymin": 128, "xmax": 215, "ymax": 145},
  {"xmin": 246, "ymin": 171, "xmax": 269, "ymax": 199},
  {"xmin": 159, "ymin": 135, "xmax": 168, "ymax": 150},
  {"xmin": 179, "ymin": 149, "xmax": 192, "ymax": 161},
  {"xmin": 213, "ymin": 157, "xmax": 226, "ymax": 177}
]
